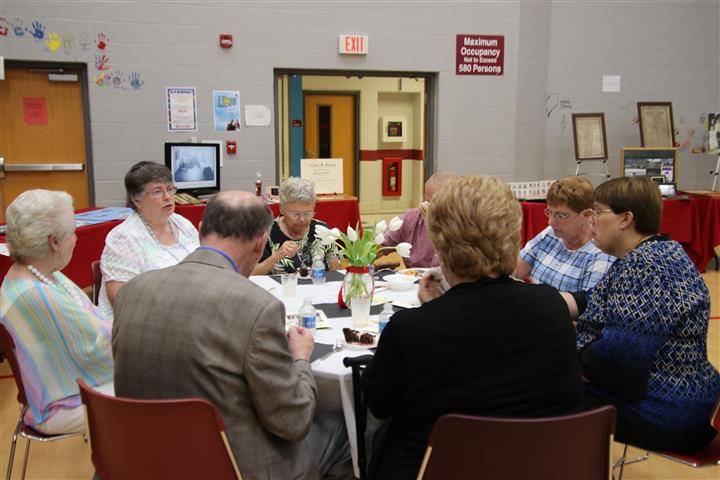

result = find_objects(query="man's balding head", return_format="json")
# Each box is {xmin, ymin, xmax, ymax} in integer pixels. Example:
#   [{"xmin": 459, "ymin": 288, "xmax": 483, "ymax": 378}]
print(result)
[{"xmin": 200, "ymin": 191, "xmax": 273, "ymax": 241}]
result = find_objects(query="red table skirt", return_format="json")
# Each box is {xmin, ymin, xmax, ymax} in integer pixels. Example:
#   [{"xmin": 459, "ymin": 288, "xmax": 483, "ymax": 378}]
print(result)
[
  {"xmin": 174, "ymin": 195, "xmax": 361, "ymax": 231},
  {"xmin": 1, "ymin": 197, "xmax": 361, "ymax": 288},
  {"xmin": 1, "ymin": 209, "xmax": 122, "ymax": 289},
  {"xmin": 521, "ymin": 196, "xmax": 720, "ymax": 272}
]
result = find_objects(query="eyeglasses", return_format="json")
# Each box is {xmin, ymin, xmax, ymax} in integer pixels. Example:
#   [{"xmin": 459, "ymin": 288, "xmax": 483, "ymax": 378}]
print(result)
[
  {"xmin": 543, "ymin": 208, "xmax": 575, "ymax": 221},
  {"xmin": 591, "ymin": 208, "xmax": 615, "ymax": 218},
  {"xmin": 144, "ymin": 185, "xmax": 178, "ymax": 199},
  {"xmin": 285, "ymin": 211, "xmax": 314, "ymax": 220}
]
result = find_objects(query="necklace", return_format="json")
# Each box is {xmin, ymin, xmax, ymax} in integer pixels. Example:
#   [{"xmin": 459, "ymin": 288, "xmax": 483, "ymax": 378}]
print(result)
[
  {"xmin": 138, "ymin": 213, "xmax": 190, "ymax": 263},
  {"xmin": 26, "ymin": 264, "xmax": 85, "ymax": 308}
]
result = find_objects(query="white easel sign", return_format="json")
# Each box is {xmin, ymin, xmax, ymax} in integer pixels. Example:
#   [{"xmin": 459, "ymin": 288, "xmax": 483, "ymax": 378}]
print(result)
[{"xmin": 300, "ymin": 158, "xmax": 343, "ymax": 194}]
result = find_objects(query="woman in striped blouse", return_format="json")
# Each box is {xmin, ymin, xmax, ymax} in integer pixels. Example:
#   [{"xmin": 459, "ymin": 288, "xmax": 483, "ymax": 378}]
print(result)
[{"xmin": 1, "ymin": 189, "xmax": 113, "ymax": 434}]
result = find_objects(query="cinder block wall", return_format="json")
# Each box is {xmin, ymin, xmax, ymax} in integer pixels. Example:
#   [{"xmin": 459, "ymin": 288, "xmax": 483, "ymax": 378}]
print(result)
[
  {"xmin": 544, "ymin": 2, "xmax": 719, "ymax": 189},
  {"xmin": 1, "ymin": 1, "xmax": 717, "ymax": 206}
]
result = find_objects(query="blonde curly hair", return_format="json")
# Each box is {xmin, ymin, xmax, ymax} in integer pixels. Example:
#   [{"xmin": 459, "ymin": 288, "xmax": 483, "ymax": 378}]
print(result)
[{"xmin": 427, "ymin": 175, "xmax": 521, "ymax": 279}]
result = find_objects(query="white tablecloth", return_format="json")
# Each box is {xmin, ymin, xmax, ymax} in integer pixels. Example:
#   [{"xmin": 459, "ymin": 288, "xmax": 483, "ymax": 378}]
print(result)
[{"xmin": 251, "ymin": 275, "xmax": 420, "ymax": 477}]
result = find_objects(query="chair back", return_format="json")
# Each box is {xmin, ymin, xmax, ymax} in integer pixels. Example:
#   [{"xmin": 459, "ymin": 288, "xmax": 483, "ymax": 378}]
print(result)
[
  {"xmin": 91, "ymin": 260, "xmax": 101, "ymax": 305},
  {"xmin": 0, "ymin": 323, "xmax": 29, "ymax": 407},
  {"xmin": 418, "ymin": 406, "xmax": 616, "ymax": 480},
  {"xmin": 77, "ymin": 379, "xmax": 242, "ymax": 479},
  {"xmin": 712, "ymin": 395, "xmax": 720, "ymax": 432}
]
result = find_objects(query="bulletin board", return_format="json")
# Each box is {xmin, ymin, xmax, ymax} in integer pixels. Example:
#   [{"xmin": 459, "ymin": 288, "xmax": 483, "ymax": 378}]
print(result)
[{"xmin": 620, "ymin": 147, "xmax": 678, "ymax": 184}]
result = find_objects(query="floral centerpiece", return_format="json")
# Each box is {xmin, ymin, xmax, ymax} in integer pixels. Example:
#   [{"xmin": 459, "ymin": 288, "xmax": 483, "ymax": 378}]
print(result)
[{"xmin": 315, "ymin": 217, "xmax": 411, "ymax": 314}]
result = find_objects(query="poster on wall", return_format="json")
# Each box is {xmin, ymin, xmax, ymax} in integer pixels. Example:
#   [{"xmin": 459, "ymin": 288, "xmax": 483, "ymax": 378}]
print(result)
[
  {"xmin": 166, "ymin": 87, "xmax": 197, "ymax": 131},
  {"xmin": 213, "ymin": 90, "xmax": 241, "ymax": 131},
  {"xmin": 456, "ymin": 34, "xmax": 504, "ymax": 76}
]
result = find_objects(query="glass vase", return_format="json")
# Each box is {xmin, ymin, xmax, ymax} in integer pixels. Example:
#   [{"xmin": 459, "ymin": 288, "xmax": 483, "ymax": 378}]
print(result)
[{"xmin": 342, "ymin": 265, "xmax": 374, "ymax": 328}]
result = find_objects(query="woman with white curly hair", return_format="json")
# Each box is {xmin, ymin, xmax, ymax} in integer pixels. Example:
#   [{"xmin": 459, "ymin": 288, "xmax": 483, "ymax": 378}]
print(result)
[
  {"xmin": 1, "ymin": 189, "xmax": 113, "ymax": 435},
  {"xmin": 253, "ymin": 177, "xmax": 340, "ymax": 275}
]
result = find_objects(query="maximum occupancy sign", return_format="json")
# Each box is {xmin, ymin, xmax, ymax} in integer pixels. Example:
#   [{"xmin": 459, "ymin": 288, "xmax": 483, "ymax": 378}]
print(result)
[{"xmin": 456, "ymin": 34, "xmax": 505, "ymax": 76}]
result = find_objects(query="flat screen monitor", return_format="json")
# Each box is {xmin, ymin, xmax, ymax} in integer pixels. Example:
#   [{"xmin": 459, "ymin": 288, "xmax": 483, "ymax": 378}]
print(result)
[{"xmin": 164, "ymin": 142, "xmax": 220, "ymax": 196}]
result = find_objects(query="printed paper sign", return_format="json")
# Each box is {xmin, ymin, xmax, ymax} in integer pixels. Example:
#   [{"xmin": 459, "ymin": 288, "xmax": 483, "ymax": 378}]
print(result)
[
  {"xmin": 300, "ymin": 158, "xmax": 343, "ymax": 194},
  {"xmin": 23, "ymin": 97, "xmax": 47, "ymax": 125},
  {"xmin": 166, "ymin": 87, "xmax": 197, "ymax": 131},
  {"xmin": 456, "ymin": 34, "xmax": 504, "ymax": 76}
]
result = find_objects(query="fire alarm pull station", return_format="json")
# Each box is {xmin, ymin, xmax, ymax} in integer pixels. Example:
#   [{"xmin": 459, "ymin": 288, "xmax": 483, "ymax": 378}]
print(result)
[
  {"xmin": 226, "ymin": 141, "xmax": 237, "ymax": 154},
  {"xmin": 219, "ymin": 34, "xmax": 233, "ymax": 48}
]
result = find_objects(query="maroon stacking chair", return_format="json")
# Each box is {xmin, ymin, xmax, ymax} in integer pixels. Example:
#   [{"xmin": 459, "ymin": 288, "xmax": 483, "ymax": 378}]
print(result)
[
  {"xmin": 0, "ymin": 323, "xmax": 84, "ymax": 480},
  {"xmin": 616, "ymin": 396, "xmax": 720, "ymax": 478},
  {"xmin": 77, "ymin": 379, "xmax": 242, "ymax": 479},
  {"xmin": 417, "ymin": 406, "xmax": 616, "ymax": 480},
  {"xmin": 90, "ymin": 260, "xmax": 102, "ymax": 306}
]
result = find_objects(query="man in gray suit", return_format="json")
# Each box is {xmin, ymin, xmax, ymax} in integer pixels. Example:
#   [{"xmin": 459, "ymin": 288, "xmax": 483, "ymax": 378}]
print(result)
[{"xmin": 113, "ymin": 191, "xmax": 349, "ymax": 479}]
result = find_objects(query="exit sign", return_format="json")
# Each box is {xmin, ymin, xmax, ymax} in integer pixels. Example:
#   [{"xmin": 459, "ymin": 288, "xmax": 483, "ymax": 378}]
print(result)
[{"xmin": 339, "ymin": 35, "xmax": 369, "ymax": 55}]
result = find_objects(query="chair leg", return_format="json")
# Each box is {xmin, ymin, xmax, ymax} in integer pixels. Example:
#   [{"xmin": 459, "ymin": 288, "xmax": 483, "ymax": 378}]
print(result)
[
  {"xmin": 20, "ymin": 437, "xmax": 31, "ymax": 480},
  {"xmin": 6, "ymin": 416, "xmax": 22, "ymax": 480},
  {"xmin": 613, "ymin": 444, "xmax": 649, "ymax": 480}
]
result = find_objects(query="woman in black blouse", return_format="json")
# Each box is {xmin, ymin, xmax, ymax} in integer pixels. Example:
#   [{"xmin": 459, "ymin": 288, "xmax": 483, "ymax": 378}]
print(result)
[
  {"xmin": 362, "ymin": 175, "xmax": 584, "ymax": 480},
  {"xmin": 252, "ymin": 177, "xmax": 339, "ymax": 275}
]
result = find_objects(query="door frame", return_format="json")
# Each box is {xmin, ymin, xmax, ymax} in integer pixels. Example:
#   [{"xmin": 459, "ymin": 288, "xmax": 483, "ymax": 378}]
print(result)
[
  {"xmin": 302, "ymin": 90, "xmax": 359, "ymax": 196},
  {"xmin": 274, "ymin": 68, "xmax": 438, "ymax": 188},
  {"xmin": 5, "ymin": 59, "xmax": 96, "ymax": 205}
]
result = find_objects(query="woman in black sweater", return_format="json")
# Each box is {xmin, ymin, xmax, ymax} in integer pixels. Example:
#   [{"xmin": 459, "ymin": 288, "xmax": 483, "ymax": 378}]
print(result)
[{"xmin": 362, "ymin": 175, "xmax": 585, "ymax": 480}]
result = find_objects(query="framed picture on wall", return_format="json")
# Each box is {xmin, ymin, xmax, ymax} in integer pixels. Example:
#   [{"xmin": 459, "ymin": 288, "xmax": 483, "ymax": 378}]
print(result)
[
  {"xmin": 708, "ymin": 113, "xmax": 720, "ymax": 154},
  {"xmin": 637, "ymin": 102, "xmax": 675, "ymax": 147},
  {"xmin": 572, "ymin": 113, "xmax": 608, "ymax": 161}
]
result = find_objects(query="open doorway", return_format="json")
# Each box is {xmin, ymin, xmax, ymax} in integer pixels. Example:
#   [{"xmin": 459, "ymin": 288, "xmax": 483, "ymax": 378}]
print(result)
[{"xmin": 275, "ymin": 69, "xmax": 436, "ymax": 225}]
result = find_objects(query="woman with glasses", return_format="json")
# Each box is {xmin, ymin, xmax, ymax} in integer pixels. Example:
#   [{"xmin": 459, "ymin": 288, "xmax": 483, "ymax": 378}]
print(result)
[
  {"xmin": 572, "ymin": 176, "xmax": 719, "ymax": 453},
  {"xmin": 253, "ymin": 177, "xmax": 339, "ymax": 275},
  {"xmin": 98, "ymin": 161, "xmax": 199, "ymax": 320},
  {"xmin": 515, "ymin": 176, "xmax": 615, "ymax": 292}
]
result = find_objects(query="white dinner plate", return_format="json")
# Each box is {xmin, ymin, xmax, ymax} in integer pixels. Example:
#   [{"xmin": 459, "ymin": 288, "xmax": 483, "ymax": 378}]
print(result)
[{"xmin": 396, "ymin": 268, "xmax": 428, "ymax": 278}]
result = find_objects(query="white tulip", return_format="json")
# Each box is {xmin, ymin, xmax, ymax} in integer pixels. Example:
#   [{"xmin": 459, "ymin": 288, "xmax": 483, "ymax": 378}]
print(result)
[
  {"xmin": 329, "ymin": 228, "xmax": 342, "ymax": 240},
  {"xmin": 395, "ymin": 242, "xmax": 412, "ymax": 258},
  {"xmin": 347, "ymin": 226, "xmax": 358, "ymax": 242},
  {"xmin": 315, "ymin": 224, "xmax": 331, "ymax": 239},
  {"xmin": 388, "ymin": 216, "xmax": 403, "ymax": 232},
  {"xmin": 374, "ymin": 220, "xmax": 387, "ymax": 234},
  {"xmin": 374, "ymin": 232, "xmax": 385, "ymax": 244}
]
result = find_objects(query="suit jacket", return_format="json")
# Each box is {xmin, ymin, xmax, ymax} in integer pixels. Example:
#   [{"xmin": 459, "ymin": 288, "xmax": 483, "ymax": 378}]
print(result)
[
  {"xmin": 112, "ymin": 248, "xmax": 318, "ymax": 480},
  {"xmin": 362, "ymin": 275, "xmax": 584, "ymax": 480}
]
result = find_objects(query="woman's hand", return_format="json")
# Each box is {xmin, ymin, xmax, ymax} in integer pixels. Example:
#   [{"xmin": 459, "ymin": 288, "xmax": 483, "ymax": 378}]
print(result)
[
  {"xmin": 418, "ymin": 270, "xmax": 444, "ymax": 304},
  {"xmin": 276, "ymin": 240, "xmax": 298, "ymax": 260}
]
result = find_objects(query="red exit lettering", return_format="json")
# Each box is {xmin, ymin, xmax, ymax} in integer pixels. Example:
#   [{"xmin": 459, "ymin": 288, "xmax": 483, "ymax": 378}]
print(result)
[{"xmin": 339, "ymin": 35, "xmax": 369, "ymax": 55}]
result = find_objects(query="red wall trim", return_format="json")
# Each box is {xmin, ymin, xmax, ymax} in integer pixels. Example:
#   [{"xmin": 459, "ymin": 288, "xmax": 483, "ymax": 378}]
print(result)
[{"xmin": 359, "ymin": 149, "xmax": 424, "ymax": 161}]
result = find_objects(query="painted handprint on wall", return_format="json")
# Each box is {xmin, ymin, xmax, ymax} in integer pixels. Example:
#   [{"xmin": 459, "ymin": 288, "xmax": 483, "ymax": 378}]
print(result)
[
  {"xmin": 129, "ymin": 72, "xmax": 144, "ymax": 90},
  {"xmin": 111, "ymin": 71, "xmax": 126, "ymax": 89},
  {"xmin": 95, "ymin": 72, "xmax": 111, "ymax": 87},
  {"xmin": 12, "ymin": 18, "xmax": 24, "ymax": 37},
  {"xmin": 79, "ymin": 31, "xmax": 92, "ymax": 51},
  {"xmin": 96, "ymin": 32, "xmax": 109, "ymax": 50},
  {"xmin": 28, "ymin": 20, "xmax": 45, "ymax": 40},
  {"xmin": 61, "ymin": 33, "xmax": 75, "ymax": 54},
  {"xmin": 0, "ymin": 17, "xmax": 9, "ymax": 36},
  {"xmin": 95, "ymin": 54, "xmax": 110, "ymax": 71},
  {"xmin": 44, "ymin": 32, "xmax": 61, "ymax": 52}
]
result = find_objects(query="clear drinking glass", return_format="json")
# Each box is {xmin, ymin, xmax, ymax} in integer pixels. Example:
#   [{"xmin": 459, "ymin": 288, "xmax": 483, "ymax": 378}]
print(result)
[
  {"xmin": 281, "ymin": 273, "xmax": 298, "ymax": 296},
  {"xmin": 351, "ymin": 296, "xmax": 372, "ymax": 328}
]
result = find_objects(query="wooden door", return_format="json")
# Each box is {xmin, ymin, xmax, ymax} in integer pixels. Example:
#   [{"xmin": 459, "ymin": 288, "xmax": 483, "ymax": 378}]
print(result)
[
  {"xmin": 0, "ymin": 66, "xmax": 90, "ymax": 222},
  {"xmin": 304, "ymin": 94, "xmax": 356, "ymax": 196}
]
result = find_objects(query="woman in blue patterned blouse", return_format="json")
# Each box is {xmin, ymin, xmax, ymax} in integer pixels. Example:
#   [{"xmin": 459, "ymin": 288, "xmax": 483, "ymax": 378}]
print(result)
[{"xmin": 573, "ymin": 176, "xmax": 719, "ymax": 453}]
